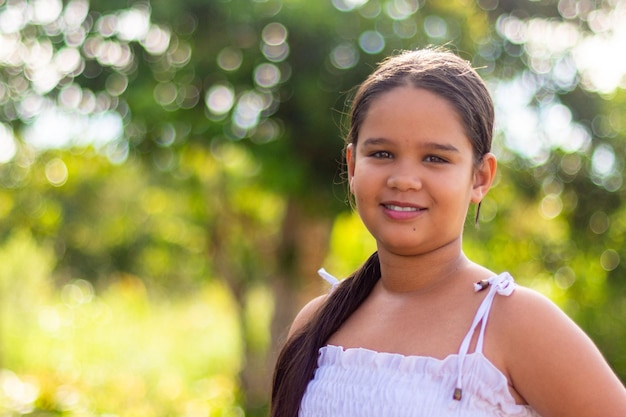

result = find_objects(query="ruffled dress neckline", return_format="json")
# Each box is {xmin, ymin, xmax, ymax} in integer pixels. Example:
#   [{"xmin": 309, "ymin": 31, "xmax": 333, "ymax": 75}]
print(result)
[{"xmin": 298, "ymin": 271, "xmax": 542, "ymax": 417}]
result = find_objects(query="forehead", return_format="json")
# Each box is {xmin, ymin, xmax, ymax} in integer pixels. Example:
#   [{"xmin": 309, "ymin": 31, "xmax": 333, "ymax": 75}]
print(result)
[{"xmin": 357, "ymin": 86, "xmax": 471, "ymax": 149}]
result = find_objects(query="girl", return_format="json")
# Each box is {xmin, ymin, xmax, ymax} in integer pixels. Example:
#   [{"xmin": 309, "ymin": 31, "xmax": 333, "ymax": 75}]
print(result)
[{"xmin": 271, "ymin": 48, "xmax": 626, "ymax": 417}]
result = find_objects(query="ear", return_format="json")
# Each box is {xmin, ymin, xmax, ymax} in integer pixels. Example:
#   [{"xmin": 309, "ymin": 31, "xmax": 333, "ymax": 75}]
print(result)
[
  {"xmin": 346, "ymin": 143, "xmax": 356, "ymax": 192},
  {"xmin": 471, "ymin": 152, "xmax": 497, "ymax": 204}
]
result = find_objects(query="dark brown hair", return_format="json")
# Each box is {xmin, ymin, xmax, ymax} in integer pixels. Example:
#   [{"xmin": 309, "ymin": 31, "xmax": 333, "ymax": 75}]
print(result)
[{"xmin": 270, "ymin": 48, "xmax": 494, "ymax": 417}]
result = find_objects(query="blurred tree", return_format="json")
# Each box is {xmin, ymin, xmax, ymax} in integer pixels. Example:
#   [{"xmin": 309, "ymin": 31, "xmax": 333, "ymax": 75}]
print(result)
[
  {"xmin": 474, "ymin": 0, "xmax": 626, "ymax": 374},
  {"xmin": 1, "ymin": 0, "xmax": 626, "ymax": 414}
]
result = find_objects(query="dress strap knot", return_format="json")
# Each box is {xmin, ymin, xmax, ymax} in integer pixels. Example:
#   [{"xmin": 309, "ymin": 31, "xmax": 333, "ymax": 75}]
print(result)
[
  {"xmin": 473, "ymin": 272, "xmax": 515, "ymax": 296},
  {"xmin": 317, "ymin": 268, "xmax": 340, "ymax": 292}
]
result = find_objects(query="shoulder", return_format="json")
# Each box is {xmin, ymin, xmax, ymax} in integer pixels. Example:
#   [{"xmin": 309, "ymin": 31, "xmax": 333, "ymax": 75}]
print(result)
[
  {"xmin": 287, "ymin": 294, "xmax": 328, "ymax": 339},
  {"xmin": 490, "ymin": 282, "xmax": 626, "ymax": 417},
  {"xmin": 491, "ymin": 283, "xmax": 569, "ymax": 331},
  {"xmin": 490, "ymin": 284, "xmax": 591, "ymax": 354},
  {"xmin": 489, "ymin": 284, "xmax": 583, "ymax": 361}
]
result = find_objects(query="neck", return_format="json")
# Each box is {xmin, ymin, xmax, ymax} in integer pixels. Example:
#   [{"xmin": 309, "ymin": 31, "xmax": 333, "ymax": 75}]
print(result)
[{"xmin": 376, "ymin": 239, "xmax": 473, "ymax": 294}]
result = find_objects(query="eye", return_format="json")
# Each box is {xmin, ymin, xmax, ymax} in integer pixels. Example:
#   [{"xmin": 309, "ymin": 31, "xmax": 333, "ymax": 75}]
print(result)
[
  {"xmin": 424, "ymin": 155, "xmax": 448, "ymax": 163},
  {"xmin": 371, "ymin": 151, "xmax": 393, "ymax": 159}
]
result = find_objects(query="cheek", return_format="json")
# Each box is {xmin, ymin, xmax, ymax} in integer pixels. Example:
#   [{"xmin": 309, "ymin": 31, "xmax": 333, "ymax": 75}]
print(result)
[
  {"xmin": 434, "ymin": 175, "xmax": 474, "ymax": 205},
  {"xmin": 349, "ymin": 165, "xmax": 367, "ymax": 195},
  {"xmin": 350, "ymin": 178, "xmax": 369, "ymax": 206}
]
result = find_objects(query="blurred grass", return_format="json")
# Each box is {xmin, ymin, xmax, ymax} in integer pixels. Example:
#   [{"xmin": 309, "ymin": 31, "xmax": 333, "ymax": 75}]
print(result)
[{"xmin": 0, "ymin": 230, "xmax": 243, "ymax": 417}]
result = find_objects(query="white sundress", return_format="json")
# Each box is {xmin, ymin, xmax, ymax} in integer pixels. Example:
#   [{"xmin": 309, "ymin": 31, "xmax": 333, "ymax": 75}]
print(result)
[{"xmin": 299, "ymin": 271, "xmax": 541, "ymax": 417}]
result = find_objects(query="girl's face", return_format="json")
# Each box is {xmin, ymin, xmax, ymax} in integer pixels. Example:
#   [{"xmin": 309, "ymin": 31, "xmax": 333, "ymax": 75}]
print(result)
[{"xmin": 346, "ymin": 86, "xmax": 495, "ymax": 257}]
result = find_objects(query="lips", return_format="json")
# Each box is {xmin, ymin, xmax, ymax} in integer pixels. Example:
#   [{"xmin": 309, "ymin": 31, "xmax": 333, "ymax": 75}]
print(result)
[
  {"xmin": 383, "ymin": 204, "xmax": 422, "ymax": 212},
  {"xmin": 381, "ymin": 202, "xmax": 426, "ymax": 220}
]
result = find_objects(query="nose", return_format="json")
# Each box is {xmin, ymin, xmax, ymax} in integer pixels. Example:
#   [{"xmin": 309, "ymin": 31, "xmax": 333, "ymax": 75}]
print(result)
[{"xmin": 386, "ymin": 162, "xmax": 422, "ymax": 191}]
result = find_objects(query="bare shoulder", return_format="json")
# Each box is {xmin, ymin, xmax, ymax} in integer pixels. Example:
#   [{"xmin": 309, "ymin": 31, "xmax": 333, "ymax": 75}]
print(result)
[
  {"xmin": 287, "ymin": 294, "xmax": 328, "ymax": 339},
  {"xmin": 490, "ymin": 284, "xmax": 626, "ymax": 417},
  {"xmin": 490, "ymin": 284, "xmax": 572, "ymax": 330}
]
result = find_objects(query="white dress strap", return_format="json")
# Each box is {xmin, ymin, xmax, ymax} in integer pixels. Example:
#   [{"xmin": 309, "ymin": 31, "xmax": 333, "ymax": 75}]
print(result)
[
  {"xmin": 318, "ymin": 268, "xmax": 340, "ymax": 292},
  {"xmin": 454, "ymin": 273, "xmax": 516, "ymax": 401}
]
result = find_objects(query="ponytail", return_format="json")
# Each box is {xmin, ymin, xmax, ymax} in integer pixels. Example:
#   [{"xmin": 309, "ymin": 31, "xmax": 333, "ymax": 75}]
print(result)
[{"xmin": 270, "ymin": 252, "xmax": 381, "ymax": 417}]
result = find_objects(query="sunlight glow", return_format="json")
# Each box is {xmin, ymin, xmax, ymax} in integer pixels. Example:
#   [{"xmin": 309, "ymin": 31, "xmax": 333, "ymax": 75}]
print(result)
[
  {"xmin": 0, "ymin": 0, "xmax": 172, "ymax": 154},
  {"xmin": 493, "ymin": 76, "xmax": 591, "ymax": 163},
  {"xmin": 63, "ymin": 0, "xmax": 89, "ymax": 28},
  {"xmin": 141, "ymin": 24, "xmax": 171, "ymax": 55},
  {"xmin": 23, "ymin": 108, "xmax": 123, "ymax": 150},
  {"xmin": 332, "ymin": 0, "xmax": 369, "ymax": 12},
  {"xmin": 32, "ymin": 0, "xmax": 63, "ymax": 25},
  {"xmin": 0, "ymin": 2, "xmax": 28, "ymax": 33},
  {"xmin": 117, "ymin": 6, "xmax": 151, "ymax": 42},
  {"xmin": 493, "ymin": 3, "xmax": 626, "ymax": 164},
  {"xmin": 217, "ymin": 47, "xmax": 243, "ymax": 72},
  {"xmin": 359, "ymin": 30, "xmax": 385, "ymax": 54},
  {"xmin": 574, "ymin": 27, "xmax": 626, "ymax": 93},
  {"xmin": 385, "ymin": 0, "xmax": 420, "ymax": 20},
  {"xmin": 591, "ymin": 144, "xmax": 616, "ymax": 177},
  {"xmin": 0, "ymin": 123, "xmax": 17, "ymax": 163},
  {"xmin": 498, "ymin": 2, "xmax": 626, "ymax": 94},
  {"xmin": 0, "ymin": 370, "xmax": 38, "ymax": 415},
  {"xmin": 330, "ymin": 43, "xmax": 359, "ymax": 69},
  {"xmin": 205, "ymin": 85, "xmax": 235, "ymax": 116},
  {"xmin": 254, "ymin": 63, "xmax": 281, "ymax": 89},
  {"xmin": 45, "ymin": 158, "xmax": 68, "ymax": 187}
]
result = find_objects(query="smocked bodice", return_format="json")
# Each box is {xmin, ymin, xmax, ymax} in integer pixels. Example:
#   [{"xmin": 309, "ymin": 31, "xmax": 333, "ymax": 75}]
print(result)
[{"xmin": 299, "ymin": 272, "xmax": 541, "ymax": 417}]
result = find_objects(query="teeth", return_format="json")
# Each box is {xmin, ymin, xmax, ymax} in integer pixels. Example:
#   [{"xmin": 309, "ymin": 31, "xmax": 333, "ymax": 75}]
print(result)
[{"xmin": 385, "ymin": 204, "xmax": 419, "ymax": 212}]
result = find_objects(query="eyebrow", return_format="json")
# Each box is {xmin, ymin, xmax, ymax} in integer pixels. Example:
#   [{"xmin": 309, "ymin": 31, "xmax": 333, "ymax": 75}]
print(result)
[
  {"xmin": 360, "ymin": 137, "xmax": 390, "ymax": 147},
  {"xmin": 360, "ymin": 137, "xmax": 460, "ymax": 153}
]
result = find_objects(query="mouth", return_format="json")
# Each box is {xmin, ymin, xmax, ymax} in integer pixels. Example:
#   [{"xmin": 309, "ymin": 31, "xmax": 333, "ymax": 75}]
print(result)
[{"xmin": 382, "ymin": 204, "xmax": 425, "ymax": 212}]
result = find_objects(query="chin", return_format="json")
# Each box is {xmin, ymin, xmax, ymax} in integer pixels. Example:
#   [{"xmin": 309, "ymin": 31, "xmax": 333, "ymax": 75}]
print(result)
[
  {"xmin": 380, "ymin": 243, "xmax": 427, "ymax": 257},
  {"xmin": 379, "ymin": 237, "xmax": 459, "ymax": 258}
]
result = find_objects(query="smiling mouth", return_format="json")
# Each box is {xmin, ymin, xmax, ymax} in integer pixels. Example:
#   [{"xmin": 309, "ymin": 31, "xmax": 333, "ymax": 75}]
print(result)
[{"xmin": 383, "ymin": 204, "xmax": 424, "ymax": 212}]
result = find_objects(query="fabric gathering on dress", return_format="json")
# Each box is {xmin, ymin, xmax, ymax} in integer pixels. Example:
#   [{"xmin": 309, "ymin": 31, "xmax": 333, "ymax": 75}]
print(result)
[{"xmin": 299, "ymin": 271, "xmax": 542, "ymax": 417}]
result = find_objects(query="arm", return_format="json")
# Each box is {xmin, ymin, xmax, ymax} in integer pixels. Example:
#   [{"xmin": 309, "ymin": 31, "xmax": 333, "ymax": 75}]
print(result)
[{"xmin": 500, "ymin": 287, "xmax": 626, "ymax": 417}]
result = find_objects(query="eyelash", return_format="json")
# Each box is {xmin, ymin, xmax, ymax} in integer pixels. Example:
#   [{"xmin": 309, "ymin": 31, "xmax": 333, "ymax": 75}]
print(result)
[
  {"xmin": 369, "ymin": 151, "xmax": 448, "ymax": 163},
  {"xmin": 370, "ymin": 151, "xmax": 392, "ymax": 159},
  {"xmin": 424, "ymin": 155, "xmax": 448, "ymax": 163}
]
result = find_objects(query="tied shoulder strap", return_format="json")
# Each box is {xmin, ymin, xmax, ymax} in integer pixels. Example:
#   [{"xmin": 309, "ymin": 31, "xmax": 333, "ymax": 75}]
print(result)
[
  {"xmin": 317, "ymin": 268, "xmax": 340, "ymax": 293},
  {"xmin": 453, "ymin": 272, "xmax": 516, "ymax": 402}
]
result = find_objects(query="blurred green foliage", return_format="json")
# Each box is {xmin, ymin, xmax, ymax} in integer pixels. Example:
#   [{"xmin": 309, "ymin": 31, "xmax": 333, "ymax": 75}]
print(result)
[{"xmin": 0, "ymin": 229, "xmax": 242, "ymax": 416}]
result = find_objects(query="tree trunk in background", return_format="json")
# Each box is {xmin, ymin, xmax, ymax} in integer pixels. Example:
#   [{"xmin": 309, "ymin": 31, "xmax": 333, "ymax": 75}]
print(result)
[
  {"xmin": 240, "ymin": 198, "xmax": 333, "ymax": 416},
  {"xmin": 272, "ymin": 197, "xmax": 334, "ymax": 339}
]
